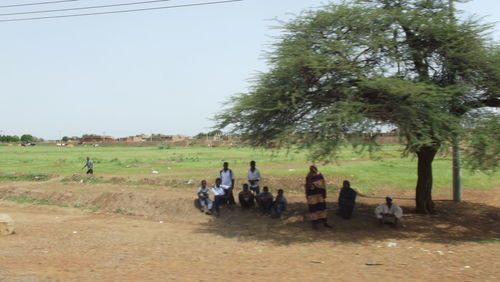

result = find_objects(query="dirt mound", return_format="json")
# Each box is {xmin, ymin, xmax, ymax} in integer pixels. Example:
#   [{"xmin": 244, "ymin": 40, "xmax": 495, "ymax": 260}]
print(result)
[
  {"xmin": 89, "ymin": 191, "xmax": 201, "ymax": 222},
  {"xmin": 0, "ymin": 185, "xmax": 204, "ymax": 223}
]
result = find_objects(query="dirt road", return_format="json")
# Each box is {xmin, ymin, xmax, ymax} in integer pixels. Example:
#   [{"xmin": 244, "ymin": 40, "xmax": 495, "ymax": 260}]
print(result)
[{"xmin": 1, "ymin": 180, "xmax": 499, "ymax": 281}]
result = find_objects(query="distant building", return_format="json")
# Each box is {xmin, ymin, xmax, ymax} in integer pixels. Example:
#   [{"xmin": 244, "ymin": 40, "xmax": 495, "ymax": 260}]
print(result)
[
  {"xmin": 116, "ymin": 136, "xmax": 144, "ymax": 142},
  {"xmin": 79, "ymin": 134, "xmax": 115, "ymax": 144}
]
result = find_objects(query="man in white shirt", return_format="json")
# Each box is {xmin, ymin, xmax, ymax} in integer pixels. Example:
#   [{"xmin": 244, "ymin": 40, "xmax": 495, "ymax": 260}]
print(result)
[
  {"xmin": 219, "ymin": 162, "xmax": 235, "ymax": 205},
  {"xmin": 247, "ymin": 160, "xmax": 261, "ymax": 195},
  {"xmin": 375, "ymin": 195, "xmax": 403, "ymax": 226},
  {"xmin": 211, "ymin": 178, "xmax": 226, "ymax": 217}
]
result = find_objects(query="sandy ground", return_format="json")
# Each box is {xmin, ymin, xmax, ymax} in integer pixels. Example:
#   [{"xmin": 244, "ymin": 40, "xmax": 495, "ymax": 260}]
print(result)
[{"xmin": 1, "ymin": 179, "xmax": 499, "ymax": 281}]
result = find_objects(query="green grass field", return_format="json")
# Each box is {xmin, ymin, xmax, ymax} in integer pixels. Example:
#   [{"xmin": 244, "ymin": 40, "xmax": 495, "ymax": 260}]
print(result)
[{"xmin": 0, "ymin": 144, "xmax": 498, "ymax": 193}]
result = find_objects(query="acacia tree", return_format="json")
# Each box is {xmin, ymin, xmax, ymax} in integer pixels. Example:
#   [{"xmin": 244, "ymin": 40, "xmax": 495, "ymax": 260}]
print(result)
[{"xmin": 216, "ymin": 0, "xmax": 499, "ymax": 213}]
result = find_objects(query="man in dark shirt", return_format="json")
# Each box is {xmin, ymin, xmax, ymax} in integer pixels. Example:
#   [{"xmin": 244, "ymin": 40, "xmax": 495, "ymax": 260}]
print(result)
[
  {"xmin": 256, "ymin": 186, "xmax": 273, "ymax": 214},
  {"xmin": 238, "ymin": 184, "xmax": 255, "ymax": 210},
  {"xmin": 271, "ymin": 189, "xmax": 288, "ymax": 218}
]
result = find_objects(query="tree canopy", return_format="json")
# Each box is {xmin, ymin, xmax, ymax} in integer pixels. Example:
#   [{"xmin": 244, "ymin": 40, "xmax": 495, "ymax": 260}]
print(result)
[
  {"xmin": 216, "ymin": 0, "xmax": 499, "ymax": 213},
  {"xmin": 20, "ymin": 134, "xmax": 35, "ymax": 143}
]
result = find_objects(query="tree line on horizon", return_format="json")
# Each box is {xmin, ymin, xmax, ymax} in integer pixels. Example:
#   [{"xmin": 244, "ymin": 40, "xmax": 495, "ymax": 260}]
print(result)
[{"xmin": 0, "ymin": 134, "xmax": 41, "ymax": 143}]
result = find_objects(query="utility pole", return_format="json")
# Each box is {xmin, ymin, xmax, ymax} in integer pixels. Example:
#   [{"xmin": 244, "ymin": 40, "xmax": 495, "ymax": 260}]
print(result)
[
  {"xmin": 448, "ymin": 0, "xmax": 462, "ymax": 202},
  {"xmin": 452, "ymin": 139, "xmax": 462, "ymax": 202}
]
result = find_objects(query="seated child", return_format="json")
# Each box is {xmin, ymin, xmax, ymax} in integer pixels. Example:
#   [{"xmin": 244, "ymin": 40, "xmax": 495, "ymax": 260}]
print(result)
[{"xmin": 197, "ymin": 180, "xmax": 213, "ymax": 214}]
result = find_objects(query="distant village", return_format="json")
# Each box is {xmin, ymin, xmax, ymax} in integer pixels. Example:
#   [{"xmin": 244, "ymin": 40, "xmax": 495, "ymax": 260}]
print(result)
[
  {"xmin": 62, "ymin": 132, "xmax": 236, "ymax": 146},
  {"xmin": 1, "ymin": 131, "xmax": 400, "ymax": 146},
  {"xmin": 0, "ymin": 131, "xmax": 239, "ymax": 147}
]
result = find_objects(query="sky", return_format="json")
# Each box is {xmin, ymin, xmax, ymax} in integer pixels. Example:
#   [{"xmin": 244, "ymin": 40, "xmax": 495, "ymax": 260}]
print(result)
[{"xmin": 1, "ymin": 0, "xmax": 499, "ymax": 140}]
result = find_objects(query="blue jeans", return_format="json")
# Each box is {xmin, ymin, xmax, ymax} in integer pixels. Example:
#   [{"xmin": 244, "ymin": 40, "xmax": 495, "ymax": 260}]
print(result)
[
  {"xmin": 199, "ymin": 198, "xmax": 213, "ymax": 210},
  {"xmin": 271, "ymin": 204, "xmax": 286, "ymax": 218}
]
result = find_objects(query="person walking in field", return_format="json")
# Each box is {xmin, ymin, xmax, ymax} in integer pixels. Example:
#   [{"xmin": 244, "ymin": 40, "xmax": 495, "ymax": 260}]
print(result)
[
  {"xmin": 305, "ymin": 165, "xmax": 332, "ymax": 229},
  {"xmin": 219, "ymin": 162, "xmax": 235, "ymax": 206},
  {"xmin": 375, "ymin": 195, "xmax": 403, "ymax": 227},
  {"xmin": 247, "ymin": 160, "xmax": 261, "ymax": 195},
  {"xmin": 82, "ymin": 157, "xmax": 94, "ymax": 175}
]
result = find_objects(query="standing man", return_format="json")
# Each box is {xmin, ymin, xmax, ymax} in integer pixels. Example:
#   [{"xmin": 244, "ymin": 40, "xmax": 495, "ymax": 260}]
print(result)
[
  {"xmin": 219, "ymin": 162, "xmax": 235, "ymax": 205},
  {"xmin": 247, "ymin": 160, "xmax": 261, "ymax": 195},
  {"xmin": 82, "ymin": 157, "xmax": 94, "ymax": 175}
]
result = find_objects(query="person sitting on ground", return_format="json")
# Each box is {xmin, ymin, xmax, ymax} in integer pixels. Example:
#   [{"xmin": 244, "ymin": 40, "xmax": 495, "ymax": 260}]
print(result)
[
  {"xmin": 211, "ymin": 178, "xmax": 226, "ymax": 217},
  {"xmin": 238, "ymin": 183, "xmax": 255, "ymax": 210},
  {"xmin": 374, "ymin": 195, "xmax": 403, "ymax": 226},
  {"xmin": 271, "ymin": 189, "xmax": 288, "ymax": 218},
  {"xmin": 197, "ymin": 180, "xmax": 213, "ymax": 214},
  {"xmin": 256, "ymin": 186, "xmax": 274, "ymax": 214},
  {"xmin": 247, "ymin": 160, "xmax": 261, "ymax": 195},
  {"xmin": 337, "ymin": 180, "xmax": 358, "ymax": 219}
]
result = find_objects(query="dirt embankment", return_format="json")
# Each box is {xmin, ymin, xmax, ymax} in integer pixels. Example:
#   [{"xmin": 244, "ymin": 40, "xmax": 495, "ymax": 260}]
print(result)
[
  {"xmin": 1, "ymin": 180, "xmax": 499, "ymax": 243},
  {"xmin": 0, "ymin": 182, "xmax": 204, "ymax": 223}
]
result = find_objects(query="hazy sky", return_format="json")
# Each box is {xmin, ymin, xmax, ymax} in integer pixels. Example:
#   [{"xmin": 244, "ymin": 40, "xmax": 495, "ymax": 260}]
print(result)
[{"xmin": 1, "ymin": 0, "xmax": 499, "ymax": 140}]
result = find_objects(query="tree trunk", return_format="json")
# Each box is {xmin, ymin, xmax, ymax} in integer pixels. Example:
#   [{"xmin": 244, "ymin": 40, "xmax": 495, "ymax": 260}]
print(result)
[{"xmin": 415, "ymin": 145, "xmax": 438, "ymax": 214}]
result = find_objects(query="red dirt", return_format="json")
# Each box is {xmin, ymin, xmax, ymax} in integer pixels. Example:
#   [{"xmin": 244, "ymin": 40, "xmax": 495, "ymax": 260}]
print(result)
[{"xmin": 1, "ymin": 180, "xmax": 499, "ymax": 281}]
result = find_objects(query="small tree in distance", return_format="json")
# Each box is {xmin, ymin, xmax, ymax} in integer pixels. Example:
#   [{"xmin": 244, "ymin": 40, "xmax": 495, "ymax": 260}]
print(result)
[
  {"xmin": 216, "ymin": 0, "xmax": 499, "ymax": 213},
  {"xmin": 20, "ymin": 134, "xmax": 34, "ymax": 143}
]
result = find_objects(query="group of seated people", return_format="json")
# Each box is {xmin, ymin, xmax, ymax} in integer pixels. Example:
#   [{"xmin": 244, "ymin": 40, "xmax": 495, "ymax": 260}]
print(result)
[
  {"xmin": 198, "ymin": 159, "xmax": 403, "ymax": 225},
  {"xmin": 199, "ymin": 178, "xmax": 403, "ymax": 225},
  {"xmin": 197, "ymin": 178, "xmax": 288, "ymax": 218}
]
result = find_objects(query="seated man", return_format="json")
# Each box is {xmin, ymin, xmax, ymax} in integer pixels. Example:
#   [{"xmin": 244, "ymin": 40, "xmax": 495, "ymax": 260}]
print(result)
[
  {"xmin": 271, "ymin": 189, "xmax": 287, "ymax": 218},
  {"xmin": 211, "ymin": 178, "xmax": 226, "ymax": 217},
  {"xmin": 256, "ymin": 186, "xmax": 274, "ymax": 214},
  {"xmin": 197, "ymin": 180, "xmax": 213, "ymax": 214},
  {"xmin": 374, "ymin": 195, "xmax": 403, "ymax": 226},
  {"xmin": 238, "ymin": 183, "xmax": 255, "ymax": 210},
  {"xmin": 337, "ymin": 180, "xmax": 357, "ymax": 219}
]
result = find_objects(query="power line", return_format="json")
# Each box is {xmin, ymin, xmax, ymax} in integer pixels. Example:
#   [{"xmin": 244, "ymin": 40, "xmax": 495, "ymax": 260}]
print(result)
[
  {"xmin": 0, "ymin": 0, "xmax": 78, "ymax": 9},
  {"xmin": 0, "ymin": 0, "xmax": 243, "ymax": 22},
  {"xmin": 0, "ymin": 0, "xmax": 175, "ymax": 17}
]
